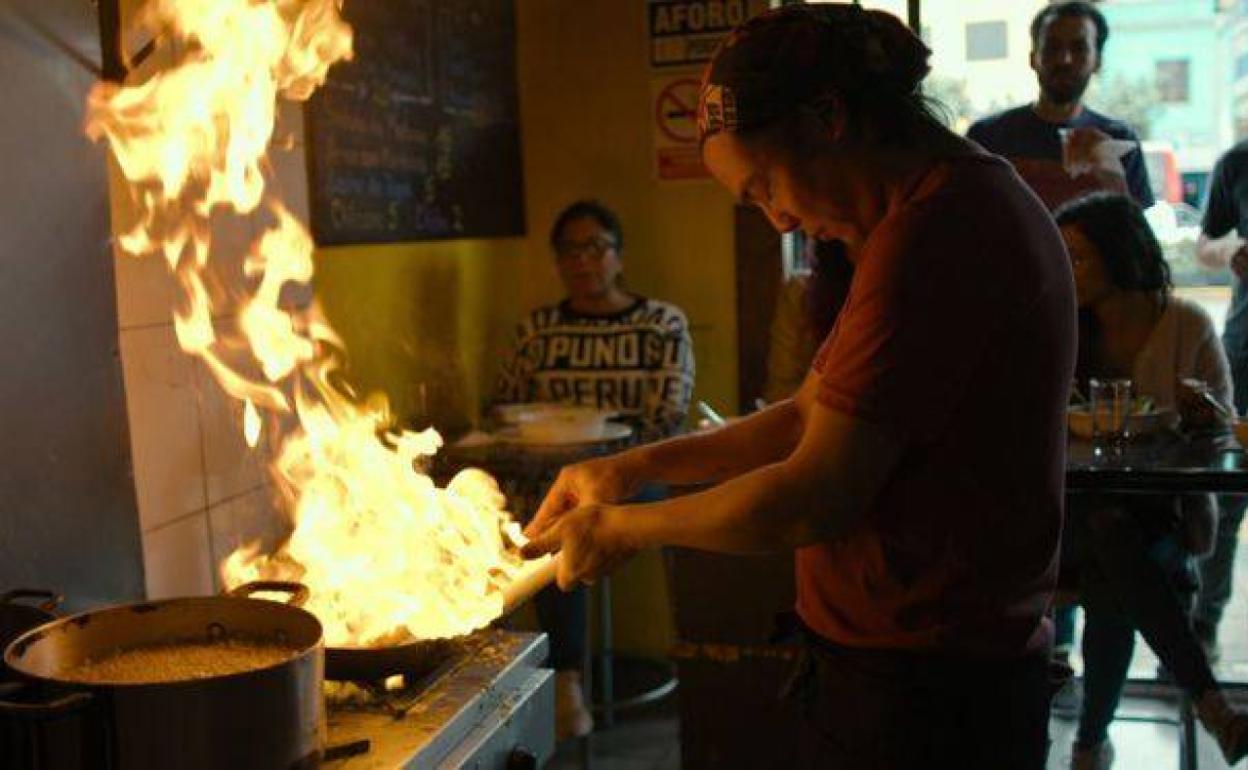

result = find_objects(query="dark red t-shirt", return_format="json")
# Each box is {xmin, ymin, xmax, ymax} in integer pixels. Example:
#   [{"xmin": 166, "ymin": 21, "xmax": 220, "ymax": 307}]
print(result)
[{"xmin": 801, "ymin": 153, "xmax": 1076, "ymax": 658}]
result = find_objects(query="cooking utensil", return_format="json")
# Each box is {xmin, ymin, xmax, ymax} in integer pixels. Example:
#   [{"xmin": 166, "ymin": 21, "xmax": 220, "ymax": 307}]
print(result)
[
  {"xmin": 0, "ymin": 588, "xmax": 325, "ymax": 770},
  {"xmin": 234, "ymin": 558, "xmax": 557, "ymax": 683},
  {"xmin": 225, "ymin": 580, "xmax": 454, "ymax": 683}
]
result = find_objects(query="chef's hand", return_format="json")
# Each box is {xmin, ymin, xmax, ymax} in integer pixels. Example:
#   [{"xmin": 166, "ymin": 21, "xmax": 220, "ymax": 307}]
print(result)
[
  {"xmin": 523, "ymin": 454, "xmax": 642, "ymax": 542},
  {"xmin": 521, "ymin": 504, "xmax": 636, "ymax": 590}
]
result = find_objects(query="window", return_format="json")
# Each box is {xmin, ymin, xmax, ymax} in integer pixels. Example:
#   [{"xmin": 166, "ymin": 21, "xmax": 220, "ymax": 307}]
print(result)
[
  {"xmin": 965, "ymin": 20, "xmax": 1008, "ymax": 61},
  {"xmin": 1155, "ymin": 59, "xmax": 1191, "ymax": 103}
]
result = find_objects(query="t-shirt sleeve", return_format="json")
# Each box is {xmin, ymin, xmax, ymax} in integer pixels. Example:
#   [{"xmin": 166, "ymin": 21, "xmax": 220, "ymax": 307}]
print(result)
[
  {"xmin": 1202, "ymin": 155, "xmax": 1237, "ymax": 238},
  {"xmin": 812, "ymin": 205, "xmax": 1003, "ymax": 443}
]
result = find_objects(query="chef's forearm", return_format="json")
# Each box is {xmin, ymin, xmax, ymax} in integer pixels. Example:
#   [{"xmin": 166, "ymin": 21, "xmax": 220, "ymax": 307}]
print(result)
[
  {"xmin": 621, "ymin": 399, "xmax": 804, "ymax": 487},
  {"xmin": 607, "ymin": 459, "xmax": 848, "ymax": 555}
]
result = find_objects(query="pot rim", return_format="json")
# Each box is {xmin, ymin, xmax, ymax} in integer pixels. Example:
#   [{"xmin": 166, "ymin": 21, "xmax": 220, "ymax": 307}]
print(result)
[{"xmin": 3, "ymin": 595, "xmax": 324, "ymax": 689}]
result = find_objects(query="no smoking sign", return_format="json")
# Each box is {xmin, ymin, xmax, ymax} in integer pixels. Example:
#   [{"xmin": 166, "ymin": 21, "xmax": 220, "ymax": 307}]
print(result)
[
  {"xmin": 655, "ymin": 77, "xmax": 700, "ymax": 143},
  {"xmin": 651, "ymin": 74, "xmax": 707, "ymax": 180}
]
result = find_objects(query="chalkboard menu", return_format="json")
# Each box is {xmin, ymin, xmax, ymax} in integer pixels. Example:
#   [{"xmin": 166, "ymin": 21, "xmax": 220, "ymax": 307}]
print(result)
[{"xmin": 305, "ymin": 0, "xmax": 525, "ymax": 245}]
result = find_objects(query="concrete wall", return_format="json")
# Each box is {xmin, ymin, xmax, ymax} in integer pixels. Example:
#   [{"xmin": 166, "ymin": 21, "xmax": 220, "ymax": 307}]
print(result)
[{"xmin": 0, "ymin": 0, "xmax": 144, "ymax": 608}]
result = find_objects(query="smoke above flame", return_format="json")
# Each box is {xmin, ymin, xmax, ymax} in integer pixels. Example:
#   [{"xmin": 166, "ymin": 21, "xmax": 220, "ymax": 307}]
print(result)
[{"xmin": 88, "ymin": 0, "xmax": 545, "ymax": 647}]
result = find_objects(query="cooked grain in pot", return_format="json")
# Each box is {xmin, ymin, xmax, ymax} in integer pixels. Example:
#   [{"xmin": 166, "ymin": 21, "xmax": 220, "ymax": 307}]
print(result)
[{"xmin": 64, "ymin": 638, "xmax": 300, "ymax": 683}]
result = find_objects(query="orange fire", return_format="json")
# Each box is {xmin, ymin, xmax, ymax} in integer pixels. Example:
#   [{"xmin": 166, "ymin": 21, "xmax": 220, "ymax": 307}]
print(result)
[{"xmin": 88, "ymin": 0, "xmax": 549, "ymax": 647}]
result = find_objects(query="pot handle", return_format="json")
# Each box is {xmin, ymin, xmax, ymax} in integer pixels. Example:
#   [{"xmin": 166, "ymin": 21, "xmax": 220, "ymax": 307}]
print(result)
[
  {"xmin": 0, "ymin": 588, "xmax": 63, "ymax": 613},
  {"xmin": 228, "ymin": 580, "xmax": 310, "ymax": 607},
  {"xmin": 0, "ymin": 686, "xmax": 94, "ymax": 718}
]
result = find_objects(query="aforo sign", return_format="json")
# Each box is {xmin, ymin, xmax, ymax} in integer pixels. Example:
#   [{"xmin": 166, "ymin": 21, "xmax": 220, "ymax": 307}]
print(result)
[
  {"xmin": 647, "ymin": 0, "xmax": 767, "ymax": 180},
  {"xmin": 648, "ymin": 0, "xmax": 770, "ymax": 67}
]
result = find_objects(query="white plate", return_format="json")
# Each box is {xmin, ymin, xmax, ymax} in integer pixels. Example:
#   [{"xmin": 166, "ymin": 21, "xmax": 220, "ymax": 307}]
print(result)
[
  {"xmin": 496, "ymin": 421, "xmax": 634, "ymax": 446},
  {"xmin": 493, "ymin": 403, "xmax": 618, "ymax": 425}
]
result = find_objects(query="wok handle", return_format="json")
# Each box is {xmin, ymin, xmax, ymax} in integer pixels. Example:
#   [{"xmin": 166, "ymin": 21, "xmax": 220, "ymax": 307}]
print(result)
[
  {"xmin": 228, "ymin": 580, "xmax": 310, "ymax": 607},
  {"xmin": 0, "ymin": 588, "xmax": 63, "ymax": 613},
  {"xmin": 501, "ymin": 556, "xmax": 558, "ymax": 616},
  {"xmin": 0, "ymin": 688, "xmax": 94, "ymax": 718}
]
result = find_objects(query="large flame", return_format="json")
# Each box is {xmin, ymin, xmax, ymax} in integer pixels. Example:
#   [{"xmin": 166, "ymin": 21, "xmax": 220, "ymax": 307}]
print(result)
[{"xmin": 89, "ymin": 0, "xmax": 545, "ymax": 647}]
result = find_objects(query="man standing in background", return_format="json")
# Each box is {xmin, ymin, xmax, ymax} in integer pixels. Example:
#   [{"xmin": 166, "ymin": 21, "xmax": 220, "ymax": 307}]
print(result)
[
  {"xmin": 969, "ymin": 0, "xmax": 1153, "ymax": 689},
  {"xmin": 968, "ymin": 1, "xmax": 1152, "ymax": 210},
  {"xmin": 1194, "ymin": 140, "xmax": 1248, "ymax": 662}
]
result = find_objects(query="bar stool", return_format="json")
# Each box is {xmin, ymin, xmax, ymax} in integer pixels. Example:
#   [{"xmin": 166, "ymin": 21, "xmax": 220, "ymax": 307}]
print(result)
[
  {"xmin": 574, "ymin": 571, "xmax": 679, "ymax": 770},
  {"xmin": 588, "ymin": 574, "xmax": 678, "ymax": 726}
]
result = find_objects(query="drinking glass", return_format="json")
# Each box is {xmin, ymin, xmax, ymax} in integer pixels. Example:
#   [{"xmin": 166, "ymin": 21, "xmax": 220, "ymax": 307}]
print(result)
[{"xmin": 1090, "ymin": 378, "xmax": 1132, "ymax": 456}]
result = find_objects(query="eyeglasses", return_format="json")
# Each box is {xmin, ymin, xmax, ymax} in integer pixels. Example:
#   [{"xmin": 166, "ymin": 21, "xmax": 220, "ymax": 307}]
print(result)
[{"xmin": 555, "ymin": 237, "xmax": 616, "ymax": 260}]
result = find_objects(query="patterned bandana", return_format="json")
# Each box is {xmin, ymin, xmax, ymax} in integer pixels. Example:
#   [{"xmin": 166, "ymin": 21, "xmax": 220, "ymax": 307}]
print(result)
[{"xmin": 697, "ymin": 3, "xmax": 929, "ymax": 141}]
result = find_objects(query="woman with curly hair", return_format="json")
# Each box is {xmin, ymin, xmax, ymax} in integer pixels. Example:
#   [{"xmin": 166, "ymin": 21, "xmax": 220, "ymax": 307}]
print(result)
[{"xmin": 1055, "ymin": 192, "xmax": 1247, "ymax": 768}]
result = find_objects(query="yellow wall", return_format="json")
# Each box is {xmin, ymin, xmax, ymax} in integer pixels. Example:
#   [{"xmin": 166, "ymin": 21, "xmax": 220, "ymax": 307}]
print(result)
[{"xmin": 312, "ymin": 1, "xmax": 738, "ymax": 657}]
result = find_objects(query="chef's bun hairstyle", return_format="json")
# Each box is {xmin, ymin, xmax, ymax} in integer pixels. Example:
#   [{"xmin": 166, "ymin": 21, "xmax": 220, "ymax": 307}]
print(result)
[{"xmin": 698, "ymin": 4, "xmax": 941, "ymax": 149}]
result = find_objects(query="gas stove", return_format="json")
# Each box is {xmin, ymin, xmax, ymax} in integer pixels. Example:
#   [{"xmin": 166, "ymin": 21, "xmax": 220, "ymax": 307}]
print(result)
[{"xmin": 323, "ymin": 630, "xmax": 553, "ymax": 769}]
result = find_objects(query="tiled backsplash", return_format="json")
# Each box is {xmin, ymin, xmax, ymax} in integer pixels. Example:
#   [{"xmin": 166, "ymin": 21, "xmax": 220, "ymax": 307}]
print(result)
[{"xmin": 113, "ymin": 117, "xmax": 308, "ymax": 599}]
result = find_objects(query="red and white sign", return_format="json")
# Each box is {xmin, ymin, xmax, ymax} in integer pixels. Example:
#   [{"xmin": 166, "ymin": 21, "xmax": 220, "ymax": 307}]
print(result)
[{"xmin": 651, "ymin": 73, "xmax": 708, "ymax": 181}]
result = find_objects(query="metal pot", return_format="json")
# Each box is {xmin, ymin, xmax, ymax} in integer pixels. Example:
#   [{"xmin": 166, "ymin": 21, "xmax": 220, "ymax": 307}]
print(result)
[
  {"xmin": 0, "ymin": 590, "xmax": 61, "ymax": 685},
  {"xmin": 0, "ymin": 586, "xmax": 324, "ymax": 770}
]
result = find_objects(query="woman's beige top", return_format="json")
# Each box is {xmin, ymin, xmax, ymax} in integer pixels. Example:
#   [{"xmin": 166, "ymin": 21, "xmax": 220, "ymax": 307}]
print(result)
[
  {"xmin": 1132, "ymin": 294, "xmax": 1233, "ymax": 555},
  {"xmin": 1132, "ymin": 295, "xmax": 1232, "ymax": 414}
]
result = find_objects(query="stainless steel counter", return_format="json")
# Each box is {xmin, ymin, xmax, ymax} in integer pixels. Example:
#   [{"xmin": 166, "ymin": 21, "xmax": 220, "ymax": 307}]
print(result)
[{"xmin": 325, "ymin": 630, "xmax": 553, "ymax": 769}]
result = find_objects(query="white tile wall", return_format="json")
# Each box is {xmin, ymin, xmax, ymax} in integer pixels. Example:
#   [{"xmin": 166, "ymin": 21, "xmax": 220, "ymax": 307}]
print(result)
[
  {"xmin": 206, "ymin": 209, "xmax": 258, "ymax": 318},
  {"xmin": 273, "ymin": 99, "xmax": 305, "ymax": 150},
  {"xmin": 107, "ymin": 39, "xmax": 182, "ymax": 331},
  {"xmin": 142, "ymin": 512, "xmax": 214, "ymax": 598},
  {"xmin": 113, "ymin": 242, "xmax": 179, "ymax": 330},
  {"xmin": 112, "ymin": 78, "xmax": 313, "ymax": 600},
  {"xmin": 193, "ymin": 360, "xmax": 269, "ymax": 505},
  {"xmin": 269, "ymin": 143, "xmax": 310, "ymax": 224},
  {"xmin": 119, "ymin": 323, "xmax": 207, "ymax": 531},
  {"xmin": 207, "ymin": 487, "xmax": 290, "ymax": 590}
]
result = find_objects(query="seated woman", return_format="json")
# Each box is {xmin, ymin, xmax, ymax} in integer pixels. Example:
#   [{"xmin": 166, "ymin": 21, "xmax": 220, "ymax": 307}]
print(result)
[
  {"xmin": 763, "ymin": 238, "xmax": 853, "ymax": 403},
  {"xmin": 1055, "ymin": 192, "xmax": 1248, "ymax": 769},
  {"xmin": 494, "ymin": 199, "xmax": 694, "ymax": 739}
]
